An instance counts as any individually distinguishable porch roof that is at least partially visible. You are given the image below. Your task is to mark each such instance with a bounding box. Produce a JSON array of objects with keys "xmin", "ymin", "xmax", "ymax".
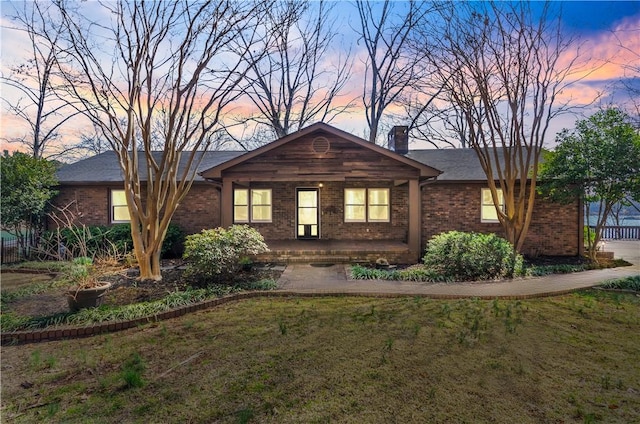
[{"xmin": 199, "ymin": 123, "xmax": 442, "ymax": 181}]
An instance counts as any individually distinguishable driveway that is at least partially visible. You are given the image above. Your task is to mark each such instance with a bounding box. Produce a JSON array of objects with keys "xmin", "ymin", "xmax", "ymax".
[{"xmin": 604, "ymin": 240, "xmax": 640, "ymax": 267}]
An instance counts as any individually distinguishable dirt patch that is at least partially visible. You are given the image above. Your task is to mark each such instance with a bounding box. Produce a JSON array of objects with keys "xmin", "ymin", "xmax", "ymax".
[
  {"xmin": 8, "ymin": 290, "xmax": 69, "ymax": 318},
  {"xmin": 0, "ymin": 273, "xmax": 55, "ymax": 291}
]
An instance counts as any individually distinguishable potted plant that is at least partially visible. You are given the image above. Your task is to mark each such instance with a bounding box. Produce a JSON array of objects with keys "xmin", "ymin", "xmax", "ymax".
[{"xmin": 66, "ymin": 257, "xmax": 112, "ymax": 312}]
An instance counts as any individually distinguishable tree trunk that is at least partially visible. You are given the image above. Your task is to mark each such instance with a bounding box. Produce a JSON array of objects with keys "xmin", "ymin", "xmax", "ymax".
[
  {"xmin": 136, "ymin": 248, "xmax": 163, "ymax": 281},
  {"xmin": 588, "ymin": 201, "xmax": 614, "ymax": 264},
  {"xmin": 130, "ymin": 217, "xmax": 164, "ymax": 281}
]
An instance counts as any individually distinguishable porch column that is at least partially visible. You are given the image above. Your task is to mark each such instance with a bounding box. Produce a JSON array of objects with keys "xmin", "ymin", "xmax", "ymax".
[
  {"xmin": 221, "ymin": 178, "xmax": 233, "ymax": 228},
  {"xmin": 408, "ymin": 179, "xmax": 421, "ymax": 262}
]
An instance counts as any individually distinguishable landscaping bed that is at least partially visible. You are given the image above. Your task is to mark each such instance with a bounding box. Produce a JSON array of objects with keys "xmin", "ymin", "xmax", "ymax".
[
  {"xmin": 350, "ymin": 255, "xmax": 630, "ymax": 282},
  {"xmin": 1, "ymin": 262, "xmax": 283, "ymax": 333}
]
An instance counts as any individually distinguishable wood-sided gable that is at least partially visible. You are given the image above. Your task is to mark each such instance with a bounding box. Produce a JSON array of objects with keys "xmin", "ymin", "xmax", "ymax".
[{"xmin": 200, "ymin": 123, "xmax": 441, "ymax": 182}]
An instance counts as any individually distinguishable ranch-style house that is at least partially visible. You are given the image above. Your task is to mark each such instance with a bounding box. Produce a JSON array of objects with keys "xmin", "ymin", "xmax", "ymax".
[{"xmin": 53, "ymin": 123, "xmax": 582, "ymax": 263}]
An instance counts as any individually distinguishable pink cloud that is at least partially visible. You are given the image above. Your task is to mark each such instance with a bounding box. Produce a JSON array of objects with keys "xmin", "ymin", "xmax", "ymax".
[{"xmin": 558, "ymin": 14, "xmax": 640, "ymax": 104}]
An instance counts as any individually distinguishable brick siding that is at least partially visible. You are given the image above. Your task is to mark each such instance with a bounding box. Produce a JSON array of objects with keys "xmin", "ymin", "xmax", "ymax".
[
  {"xmin": 53, "ymin": 180, "xmax": 580, "ymax": 256},
  {"xmin": 51, "ymin": 183, "xmax": 220, "ymax": 235},
  {"xmin": 421, "ymin": 183, "xmax": 580, "ymax": 256},
  {"xmin": 242, "ymin": 181, "xmax": 409, "ymax": 242}
]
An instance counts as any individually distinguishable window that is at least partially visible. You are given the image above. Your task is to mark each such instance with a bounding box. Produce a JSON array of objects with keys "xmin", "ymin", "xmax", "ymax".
[
  {"xmin": 234, "ymin": 188, "xmax": 272, "ymax": 223},
  {"xmin": 481, "ymin": 188, "xmax": 504, "ymax": 222},
  {"xmin": 251, "ymin": 189, "xmax": 272, "ymax": 222},
  {"xmin": 345, "ymin": 188, "xmax": 366, "ymax": 222},
  {"xmin": 234, "ymin": 189, "xmax": 249, "ymax": 223},
  {"xmin": 368, "ymin": 188, "xmax": 390, "ymax": 222},
  {"xmin": 344, "ymin": 188, "xmax": 390, "ymax": 223},
  {"xmin": 110, "ymin": 189, "xmax": 130, "ymax": 223}
]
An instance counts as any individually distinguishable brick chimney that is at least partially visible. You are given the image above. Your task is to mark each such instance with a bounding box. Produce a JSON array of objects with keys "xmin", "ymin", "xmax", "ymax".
[{"xmin": 388, "ymin": 126, "xmax": 409, "ymax": 154}]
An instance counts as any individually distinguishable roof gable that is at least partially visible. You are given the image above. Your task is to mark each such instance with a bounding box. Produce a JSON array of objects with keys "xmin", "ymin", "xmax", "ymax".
[{"xmin": 199, "ymin": 123, "xmax": 441, "ymax": 180}]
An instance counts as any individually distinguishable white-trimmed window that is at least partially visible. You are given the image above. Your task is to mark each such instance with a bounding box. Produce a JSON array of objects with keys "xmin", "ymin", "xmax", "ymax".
[
  {"xmin": 481, "ymin": 188, "xmax": 504, "ymax": 223},
  {"xmin": 234, "ymin": 188, "xmax": 272, "ymax": 223},
  {"xmin": 344, "ymin": 188, "xmax": 390, "ymax": 223},
  {"xmin": 368, "ymin": 188, "xmax": 390, "ymax": 222},
  {"xmin": 233, "ymin": 189, "xmax": 249, "ymax": 223},
  {"xmin": 110, "ymin": 189, "xmax": 130, "ymax": 223},
  {"xmin": 251, "ymin": 189, "xmax": 272, "ymax": 222},
  {"xmin": 345, "ymin": 188, "xmax": 366, "ymax": 222}
]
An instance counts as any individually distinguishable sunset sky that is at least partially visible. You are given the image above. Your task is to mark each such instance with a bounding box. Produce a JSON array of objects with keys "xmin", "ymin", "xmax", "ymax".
[{"xmin": 0, "ymin": 1, "xmax": 638, "ymax": 157}]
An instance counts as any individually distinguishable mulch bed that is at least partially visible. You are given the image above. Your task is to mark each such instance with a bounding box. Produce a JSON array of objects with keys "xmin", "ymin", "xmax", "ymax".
[{"xmin": 4, "ymin": 261, "xmax": 283, "ymax": 319}]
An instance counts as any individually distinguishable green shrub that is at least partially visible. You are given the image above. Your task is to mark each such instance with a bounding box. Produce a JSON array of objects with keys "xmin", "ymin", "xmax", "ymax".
[
  {"xmin": 105, "ymin": 224, "xmax": 134, "ymax": 253},
  {"xmin": 40, "ymin": 223, "xmax": 184, "ymax": 260},
  {"xmin": 103, "ymin": 223, "xmax": 184, "ymax": 258},
  {"xmin": 599, "ymin": 275, "xmax": 640, "ymax": 292},
  {"xmin": 40, "ymin": 225, "xmax": 111, "ymax": 259},
  {"xmin": 350, "ymin": 264, "xmax": 450, "ymax": 282},
  {"xmin": 423, "ymin": 231, "xmax": 523, "ymax": 281},
  {"xmin": 161, "ymin": 223, "xmax": 185, "ymax": 258},
  {"xmin": 183, "ymin": 225, "xmax": 269, "ymax": 282},
  {"xmin": 525, "ymin": 263, "xmax": 587, "ymax": 276}
]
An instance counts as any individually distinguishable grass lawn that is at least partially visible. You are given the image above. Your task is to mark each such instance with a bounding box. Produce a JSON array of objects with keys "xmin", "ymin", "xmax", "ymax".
[
  {"xmin": 2, "ymin": 292, "xmax": 639, "ymax": 423},
  {"xmin": 0, "ymin": 273, "xmax": 55, "ymax": 291}
]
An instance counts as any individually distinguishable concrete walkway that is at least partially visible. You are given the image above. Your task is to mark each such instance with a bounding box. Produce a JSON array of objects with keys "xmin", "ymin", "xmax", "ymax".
[
  {"xmin": 603, "ymin": 240, "xmax": 640, "ymax": 266},
  {"xmin": 276, "ymin": 241, "xmax": 640, "ymax": 299}
]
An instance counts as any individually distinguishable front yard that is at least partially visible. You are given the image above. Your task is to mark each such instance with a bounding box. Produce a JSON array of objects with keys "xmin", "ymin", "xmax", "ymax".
[
  {"xmin": 0, "ymin": 262, "xmax": 281, "ymax": 333},
  {"xmin": 2, "ymin": 292, "xmax": 639, "ymax": 423}
]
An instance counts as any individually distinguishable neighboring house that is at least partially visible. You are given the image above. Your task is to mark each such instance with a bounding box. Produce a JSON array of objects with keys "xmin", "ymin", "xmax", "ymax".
[{"xmin": 54, "ymin": 123, "xmax": 582, "ymax": 263}]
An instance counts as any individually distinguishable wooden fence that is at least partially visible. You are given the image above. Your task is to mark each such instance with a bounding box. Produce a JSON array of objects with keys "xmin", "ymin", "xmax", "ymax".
[{"xmin": 591, "ymin": 226, "xmax": 640, "ymax": 241}]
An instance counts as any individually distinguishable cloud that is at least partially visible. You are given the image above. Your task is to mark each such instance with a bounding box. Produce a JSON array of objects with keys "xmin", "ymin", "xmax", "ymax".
[{"xmin": 559, "ymin": 14, "xmax": 640, "ymax": 104}]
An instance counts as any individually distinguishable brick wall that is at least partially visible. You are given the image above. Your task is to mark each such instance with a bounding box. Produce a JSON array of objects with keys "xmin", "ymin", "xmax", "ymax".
[
  {"xmin": 52, "ymin": 185, "xmax": 111, "ymax": 226},
  {"xmin": 242, "ymin": 181, "xmax": 409, "ymax": 241},
  {"xmin": 51, "ymin": 183, "xmax": 220, "ymax": 235},
  {"xmin": 421, "ymin": 183, "xmax": 580, "ymax": 256},
  {"xmin": 173, "ymin": 185, "xmax": 221, "ymax": 233},
  {"xmin": 53, "ymin": 180, "xmax": 580, "ymax": 257}
]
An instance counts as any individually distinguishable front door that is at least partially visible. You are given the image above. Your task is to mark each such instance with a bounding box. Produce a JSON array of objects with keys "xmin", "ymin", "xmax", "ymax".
[{"xmin": 297, "ymin": 188, "xmax": 319, "ymax": 239}]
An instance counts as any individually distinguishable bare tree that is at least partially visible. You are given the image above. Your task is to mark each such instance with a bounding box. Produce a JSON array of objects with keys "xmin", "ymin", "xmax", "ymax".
[
  {"xmin": 398, "ymin": 88, "xmax": 467, "ymax": 148},
  {"xmin": 612, "ymin": 29, "xmax": 640, "ymax": 127},
  {"xmin": 354, "ymin": 0, "xmax": 436, "ymax": 144},
  {"xmin": 52, "ymin": 0, "xmax": 265, "ymax": 280},
  {"xmin": 1, "ymin": 1, "xmax": 82, "ymax": 159},
  {"xmin": 414, "ymin": 104, "xmax": 469, "ymax": 148},
  {"xmin": 232, "ymin": 0, "xmax": 352, "ymax": 140},
  {"xmin": 73, "ymin": 124, "xmax": 111, "ymax": 158},
  {"xmin": 423, "ymin": 1, "xmax": 585, "ymax": 252}
]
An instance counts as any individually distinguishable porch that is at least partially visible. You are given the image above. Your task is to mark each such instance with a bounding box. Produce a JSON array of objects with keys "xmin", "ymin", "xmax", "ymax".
[{"xmin": 254, "ymin": 239, "xmax": 416, "ymax": 264}]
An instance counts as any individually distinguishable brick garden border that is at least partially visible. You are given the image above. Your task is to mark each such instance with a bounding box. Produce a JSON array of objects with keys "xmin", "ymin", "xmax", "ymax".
[{"xmin": 0, "ymin": 287, "xmax": 603, "ymax": 346}]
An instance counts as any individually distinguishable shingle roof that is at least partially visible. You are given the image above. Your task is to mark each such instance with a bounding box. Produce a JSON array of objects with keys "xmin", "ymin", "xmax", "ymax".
[
  {"xmin": 406, "ymin": 148, "xmax": 512, "ymax": 181},
  {"xmin": 56, "ymin": 150, "xmax": 244, "ymax": 183},
  {"xmin": 56, "ymin": 146, "xmax": 516, "ymax": 184}
]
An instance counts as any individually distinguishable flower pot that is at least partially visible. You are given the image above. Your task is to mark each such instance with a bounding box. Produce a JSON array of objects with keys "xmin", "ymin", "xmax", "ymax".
[{"xmin": 67, "ymin": 281, "xmax": 112, "ymax": 312}]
